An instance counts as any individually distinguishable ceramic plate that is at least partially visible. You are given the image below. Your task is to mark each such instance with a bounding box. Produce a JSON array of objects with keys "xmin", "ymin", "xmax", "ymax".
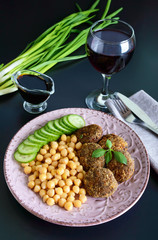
[{"xmin": 4, "ymin": 108, "xmax": 150, "ymax": 226}]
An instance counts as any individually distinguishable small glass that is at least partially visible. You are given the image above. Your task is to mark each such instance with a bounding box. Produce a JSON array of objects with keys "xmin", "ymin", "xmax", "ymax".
[
  {"xmin": 85, "ymin": 19, "xmax": 136, "ymax": 112},
  {"xmin": 12, "ymin": 69, "xmax": 55, "ymax": 114}
]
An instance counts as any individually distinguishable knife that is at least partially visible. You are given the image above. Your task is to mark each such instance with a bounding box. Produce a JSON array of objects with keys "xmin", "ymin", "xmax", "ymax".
[{"xmin": 117, "ymin": 92, "xmax": 158, "ymax": 135}]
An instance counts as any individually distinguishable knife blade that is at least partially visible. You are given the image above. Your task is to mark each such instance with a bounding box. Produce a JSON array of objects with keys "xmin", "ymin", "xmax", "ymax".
[{"xmin": 117, "ymin": 92, "xmax": 158, "ymax": 135}]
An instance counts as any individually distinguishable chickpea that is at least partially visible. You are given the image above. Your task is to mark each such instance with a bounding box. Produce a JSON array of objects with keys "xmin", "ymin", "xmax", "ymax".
[
  {"xmin": 58, "ymin": 164, "xmax": 66, "ymax": 169},
  {"xmin": 71, "ymin": 135, "xmax": 77, "ymax": 143},
  {"xmin": 63, "ymin": 185, "xmax": 70, "ymax": 193},
  {"xmin": 43, "ymin": 144, "xmax": 49, "ymax": 150},
  {"xmin": 39, "ymin": 167, "xmax": 47, "ymax": 174},
  {"xmin": 35, "ymin": 161, "xmax": 42, "ymax": 166},
  {"xmin": 52, "ymin": 178, "xmax": 59, "ymax": 185},
  {"xmin": 51, "ymin": 169, "xmax": 56, "ymax": 176},
  {"xmin": 50, "ymin": 141, "xmax": 58, "ymax": 150},
  {"xmin": 21, "ymin": 163, "xmax": 29, "ymax": 167},
  {"xmin": 47, "ymin": 180, "xmax": 55, "ymax": 189},
  {"xmin": 35, "ymin": 179, "xmax": 41, "ymax": 185},
  {"xmin": 58, "ymin": 180, "xmax": 65, "ymax": 187},
  {"xmin": 36, "ymin": 154, "xmax": 43, "ymax": 161},
  {"xmin": 67, "ymin": 196, "xmax": 75, "ymax": 202},
  {"xmin": 53, "ymin": 194, "xmax": 60, "ymax": 203},
  {"xmin": 68, "ymin": 142, "xmax": 75, "ymax": 149},
  {"xmin": 28, "ymin": 174, "xmax": 36, "ymax": 182},
  {"xmin": 68, "ymin": 152, "xmax": 75, "ymax": 160},
  {"xmin": 59, "ymin": 141, "xmax": 65, "ymax": 146},
  {"xmin": 28, "ymin": 181, "xmax": 35, "ymax": 189},
  {"xmin": 40, "ymin": 148, "xmax": 47, "ymax": 155},
  {"xmin": 68, "ymin": 161, "xmax": 76, "ymax": 169},
  {"xmin": 65, "ymin": 178, "xmax": 73, "ymax": 186},
  {"xmin": 39, "ymin": 189, "xmax": 46, "ymax": 198},
  {"xmin": 77, "ymin": 165, "xmax": 83, "ymax": 172},
  {"xmin": 73, "ymin": 200, "xmax": 82, "ymax": 208},
  {"xmin": 47, "ymin": 189, "xmax": 55, "ymax": 197},
  {"xmin": 77, "ymin": 172, "xmax": 84, "ymax": 180},
  {"xmin": 51, "ymin": 161, "xmax": 58, "ymax": 167},
  {"xmin": 56, "ymin": 168, "xmax": 64, "ymax": 176},
  {"xmin": 79, "ymin": 194, "xmax": 87, "ymax": 203},
  {"xmin": 75, "ymin": 142, "xmax": 82, "ymax": 150},
  {"xmin": 72, "ymin": 185, "xmax": 79, "ymax": 194},
  {"xmin": 42, "ymin": 163, "xmax": 48, "ymax": 168},
  {"xmin": 52, "ymin": 153, "xmax": 61, "ymax": 161},
  {"xmin": 46, "ymin": 198, "xmax": 55, "ymax": 206},
  {"xmin": 46, "ymin": 172, "xmax": 53, "ymax": 180},
  {"xmin": 61, "ymin": 134, "xmax": 67, "ymax": 142},
  {"xmin": 43, "ymin": 194, "xmax": 49, "ymax": 203},
  {"xmin": 29, "ymin": 161, "xmax": 35, "ymax": 167},
  {"xmin": 74, "ymin": 179, "xmax": 81, "ymax": 187},
  {"xmin": 54, "ymin": 174, "xmax": 62, "ymax": 180},
  {"xmin": 45, "ymin": 157, "xmax": 52, "ymax": 165},
  {"xmin": 64, "ymin": 169, "xmax": 70, "ymax": 176},
  {"xmin": 55, "ymin": 187, "xmax": 63, "ymax": 196},
  {"xmin": 48, "ymin": 165, "xmax": 54, "ymax": 172},
  {"xmin": 49, "ymin": 148, "xmax": 56, "ymax": 155},
  {"xmin": 59, "ymin": 157, "xmax": 69, "ymax": 165},
  {"xmin": 60, "ymin": 192, "xmax": 67, "ymax": 199},
  {"xmin": 66, "ymin": 136, "xmax": 71, "ymax": 143},
  {"xmin": 62, "ymin": 173, "xmax": 67, "ymax": 180},
  {"xmin": 39, "ymin": 173, "xmax": 47, "ymax": 182},
  {"xmin": 31, "ymin": 166, "xmax": 36, "ymax": 173},
  {"xmin": 24, "ymin": 166, "xmax": 32, "ymax": 174},
  {"xmin": 68, "ymin": 191, "xmax": 75, "ymax": 197},
  {"xmin": 43, "ymin": 153, "xmax": 51, "ymax": 159},
  {"xmin": 73, "ymin": 156, "xmax": 78, "ymax": 162},
  {"xmin": 64, "ymin": 201, "xmax": 73, "ymax": 211},
  {"xmin": 58, "ymin": 145, "xmax": 65, "ymax": 151},
  {"xmin": 58, "ymin": 198, "xmax": 66, "ymax": 208},
  {"xmin": 61, "ymin": 149, "xmax": 68, "ymax": 157},
  {"xmin": 41, "ymin": 180, "xmax": 47, "ymax": 189},
  {"xmin": 70, "ymin": 169, "xmax": 77, "ymax": 176},
  {"xmin": 79, "ymin": 188, "xmax": 86, "ymax": 195},
  {"xmin": 67, "ymin": 147, "xmax": 73, "ymax": 153},
  {"xmin": 34, "ymin": 185, "xmax": 41, "ymax": 193}
]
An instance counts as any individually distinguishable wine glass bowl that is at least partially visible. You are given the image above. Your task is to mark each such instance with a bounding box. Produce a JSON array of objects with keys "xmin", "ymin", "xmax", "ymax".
[
  {"xmin": 85, "ymin": 19, "xmax": 136, "ymax": 112},
  {"xmin": 12, "ymin": 69, "xmax": 55, "ymax": 114}
]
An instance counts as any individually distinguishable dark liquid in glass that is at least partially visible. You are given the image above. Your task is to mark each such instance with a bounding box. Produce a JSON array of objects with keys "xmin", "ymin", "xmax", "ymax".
[
  {"xmin": 17, "ymin": 74, "xmax": 51, "ymax": 104},
  {"xmin": 86, "ymin": 29, "xmax": 135, "ymax": 75}
]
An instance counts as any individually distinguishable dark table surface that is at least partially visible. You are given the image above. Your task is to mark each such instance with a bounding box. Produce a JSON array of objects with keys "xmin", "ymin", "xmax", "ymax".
[{"xmin": 1, "ymin": 0, "xmax": 158, "ymax": 239}]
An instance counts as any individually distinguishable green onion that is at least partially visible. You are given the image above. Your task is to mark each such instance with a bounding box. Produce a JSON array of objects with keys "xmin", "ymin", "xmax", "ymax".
[{"xmin": 0, "ymin": 0, "xmax": 123, "ymax": 96}]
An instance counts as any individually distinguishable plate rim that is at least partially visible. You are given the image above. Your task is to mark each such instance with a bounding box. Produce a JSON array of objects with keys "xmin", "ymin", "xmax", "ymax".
[{"xmin": 3, "ymin": 107, "xmax": 150, "ymax": 227}]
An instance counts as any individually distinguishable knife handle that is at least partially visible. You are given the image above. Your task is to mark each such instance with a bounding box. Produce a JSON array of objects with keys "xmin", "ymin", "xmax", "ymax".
[{"xmin": 143, "ymin": 122, "xmax": 158, "ymax": 135}]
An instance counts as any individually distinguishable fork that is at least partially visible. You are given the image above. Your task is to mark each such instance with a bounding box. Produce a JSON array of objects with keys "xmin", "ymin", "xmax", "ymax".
[{"xmin": 110, "ymin": 94, "xmax": 158, "ymax": 134}]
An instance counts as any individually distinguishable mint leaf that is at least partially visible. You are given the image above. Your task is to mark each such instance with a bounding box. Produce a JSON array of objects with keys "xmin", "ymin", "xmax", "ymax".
[
  {"xmin": 113, "ymin": 151, "xmax": 127, "ymax": 165},
  {"xmin": 92, "ymin": 149, "xmax": 106, "ymax": 158},
  {"xmin": 106, "ymin": 139, "xmax": 112, "ymax": 149},
  {"xmin": 105, "ymin": 151, "xmax": 112, "ymax": 164}
]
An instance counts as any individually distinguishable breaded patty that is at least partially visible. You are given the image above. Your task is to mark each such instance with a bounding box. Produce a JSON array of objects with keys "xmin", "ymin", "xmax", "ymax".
[
  {"xmin": 98, "ymin": 134, "xmax": 128, "ymax": 151},
  {"xmin": 107, "ymin": 150, "xmax": 134, "ymax": 182},
  {"xmin": 75, "ymin": 124, "xmax": 103, "ymax": 144},
  {"xmin": 78, "ymin": 142, "xmax": 105, "ymax": 171},
  {"xmin": 83, "ymin": 167, "xmax": 118, "ymax": 198}
]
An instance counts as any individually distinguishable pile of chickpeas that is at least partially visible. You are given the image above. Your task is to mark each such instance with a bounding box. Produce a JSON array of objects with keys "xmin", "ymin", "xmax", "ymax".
[{"xmin": 21, "ymin": 134, "xmax": 87, "ymax": 211}]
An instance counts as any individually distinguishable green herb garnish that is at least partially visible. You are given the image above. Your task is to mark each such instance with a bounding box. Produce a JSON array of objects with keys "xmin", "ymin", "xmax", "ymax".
[{"xmin": 92, "ymin": 140, "xmax": 127, "ymax": 165}]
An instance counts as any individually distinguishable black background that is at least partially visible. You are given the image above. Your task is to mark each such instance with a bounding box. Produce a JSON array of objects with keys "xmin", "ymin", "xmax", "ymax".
[{"xmin": 0, "ymin": 1, "xmax": 158, "ymax": 239}]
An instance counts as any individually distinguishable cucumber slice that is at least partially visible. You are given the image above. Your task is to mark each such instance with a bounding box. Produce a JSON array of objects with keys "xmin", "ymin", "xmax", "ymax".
[
  {"xmin": 14, "ymin": 151, "xmax": 37, "ymax": 163},
  {"xmin": 23, "ymin": 139, "xmax": 40, "ymax": 147},
  {"xmin": 60, "ymin": 116, "xmax": 77, "ymax": 131},
  {"xmin": 28, "ymin": 134, "xmax": 47, "ymax": 145},
  {"xmin": 38, "ymin": 127, "xmax": 59, "ymax": 141},
  {"xmin": 46, "ymin": 121, "xmax": 63, "ymax": 135},
  {"xmin": 53, "ymin": 119, "xmax": 72, "ymax": 134},
  {"xmin": 34, "ymin": 130, "xmax": 49, "ymax": 141},
  {"xmin": 59, "ymin": 118, "xmax": 75, "ymax": 132},
  {"xmin": 67, "ymin": 114, "xmax": 85, "ymax": 129},
  {"xmin": 18, "ymin": 143, "xmax": 39, "ymax": 155}
]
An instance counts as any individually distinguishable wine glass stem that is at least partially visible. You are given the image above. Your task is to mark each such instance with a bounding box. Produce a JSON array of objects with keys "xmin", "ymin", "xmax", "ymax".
[{"xmin": 102, "ymin": 74, "xmax": 111, "ymax": 95}]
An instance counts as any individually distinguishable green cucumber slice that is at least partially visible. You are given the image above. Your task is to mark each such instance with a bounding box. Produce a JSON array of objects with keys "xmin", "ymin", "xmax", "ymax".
[
  {"xmin": 60, "ymin": 116, "xmax": 77, "ymax": 131},
  {"xmin": 23, "ymin": 139, "xmax": 40, "ymax": 147},
  {"xmin": 38, "ymin": 128, "xmax": 59, "ymax": 140},
  {"xmin": 67, "ymin": 114, "xmax": 85, "ymax": 129},
  {"xmin": 14, "ymin": 151, "xmax": 37, "ymax": 163},
  {"xmin": 34, "ymin": 130, "xmax": 49, "ymax": 141},
  {"xmin": 18, "ymin": 143, "xmax": 39, "ymax": 155},
  {"xmin": 28, "ymin": 134, "xmax": 47, "ymax": 145},
  {"xmin": 46, "ymin": 121, "xmax": 63, "ymax": 135},
  {"xmin": 53, "ymin": 119, "xmax": 72, "ymax": 134},
  {"xmin": 59, "ymin": 118, "xmax": 75, "ymax": 131}
]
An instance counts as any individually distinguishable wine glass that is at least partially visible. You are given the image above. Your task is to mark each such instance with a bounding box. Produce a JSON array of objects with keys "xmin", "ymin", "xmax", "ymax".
[{"xmin": 85, "ymin": 19, "xmax": 136, "ymax": 112}]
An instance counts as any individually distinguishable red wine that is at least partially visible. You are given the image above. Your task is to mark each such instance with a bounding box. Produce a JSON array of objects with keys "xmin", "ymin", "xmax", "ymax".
[
  {"xmin": 86, "ymin": 29, "xmax": 135, "ymax": 75},
  {"xmin": 17, "ymin": 74, "xmax": 51, "ymax": 104}
]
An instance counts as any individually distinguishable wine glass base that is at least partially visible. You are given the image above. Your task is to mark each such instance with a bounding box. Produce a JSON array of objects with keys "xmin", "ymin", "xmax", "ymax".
[
  {"xmin": 23, "ymin": 101, "xmax": 47, "ymax": 114},
  {"xmin": 85, "ymin": 89, "xmax": 113, "ymax": 113}
]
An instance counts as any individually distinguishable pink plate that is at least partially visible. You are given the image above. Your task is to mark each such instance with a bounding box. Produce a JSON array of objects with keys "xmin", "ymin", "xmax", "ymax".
[{"xmin": 3, "ymin": 108, "xmax": 150, "ymax": 226}]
